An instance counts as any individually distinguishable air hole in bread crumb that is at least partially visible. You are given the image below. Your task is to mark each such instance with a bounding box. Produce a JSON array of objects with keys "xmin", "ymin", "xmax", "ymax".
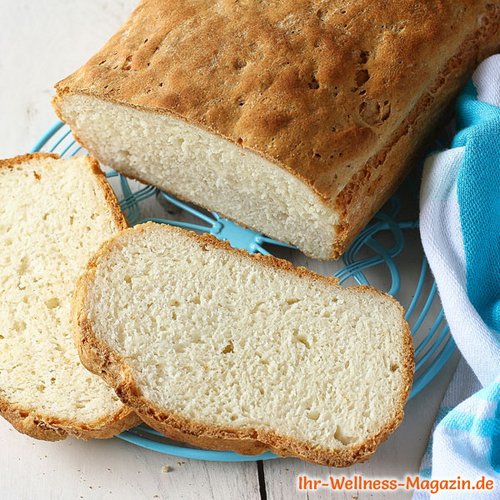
[
  {"xmin": 286, "ymin": 298, "xmax": 300, "ymax": 305},
  {"xmin": 355, "ymin": 69, "xmax": 370, "ymax": 87},
  {"xmin": 50, "ymin": 377, "xmax": 56, "ymax": 384},
  {"xmin": 18, "ymin": 257, "xmax": 28, "ymax": 275},
  {"xmin": 293, "ymin": 329, "xmax": 311, "ymax": 349},
  {"xmin": 222, "ymin": 341, "xmax": 234, "ymax": 354},
  {"xmin": 169, "ymin": 299, "xmax": 180, "ymax": 307},
  {"xmin": 192, "ymin": 296, "xmax": 201, "ymax": 304},
  {"xmin": 307, "ymin": 411, "xmax": 320, "ymax": 420},
  {"xmin": 230, "ymin": 415, "xmax": 237, "ymax": 421},
  {"xmin": 37, "ymin": 384, "xmax": 45, "ymax": 393},
  {"xmin": 334, "ymin": 427, "xmax": 354, "ymax": 445},
  {"xmin": 390, "ymin": 363, "xmax": 399, "ymax": 372},
  {"xmin": 45, "ymin": 298, "xmax": 60, "ymax": 309},
  {"xmin": 345, "ymin": 360, "xmax": 350, "ymax": 369},
  {"xmin": 13, "ymin": 320, "xmax": 26, "ymax": 332},
  {"xmin": 124, "ymin": 275, "xmax": 132, "ymax": 284},
  {"xmin": 250, "ymin": 301, "xmax": 265, "ymax": 314},
  {"xmin": 33, "ymin": 171, "xmax": 41, "ymax": 180}
]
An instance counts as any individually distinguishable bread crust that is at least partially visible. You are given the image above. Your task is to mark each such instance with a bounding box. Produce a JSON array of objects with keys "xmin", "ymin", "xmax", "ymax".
[
  {"xmin": 53, "ymin": 2, "xmax": 500, "ymax": 259},
  {"xmin": 0, "ymin": 153, "xmax": 139, "ymax": 441},
  {"xmin": 73, "ymin": 222, "xmax": 414, "ymax": 466}
]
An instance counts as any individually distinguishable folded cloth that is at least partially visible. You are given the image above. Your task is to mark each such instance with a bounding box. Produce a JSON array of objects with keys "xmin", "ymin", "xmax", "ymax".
[{"xmin": 415, "ymin": 55, "xmax": 500, "ymax": 499}]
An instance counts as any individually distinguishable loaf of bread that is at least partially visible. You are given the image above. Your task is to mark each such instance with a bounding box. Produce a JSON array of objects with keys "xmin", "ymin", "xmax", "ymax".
[
  {"xmin": 53, "ymin": 1, "xmax": 499, "ymax": 259},
  {"xmin": 0, "ymin": 153, "xmax": 138, "ymax": 440},
  {"xmin": 74, "ymin": 222, "xmax": 413, "ymax": 466}
]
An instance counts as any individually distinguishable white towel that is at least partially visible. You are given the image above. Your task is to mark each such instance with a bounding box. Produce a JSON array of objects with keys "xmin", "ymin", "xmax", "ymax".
[{"xmin": 415, "ymin": 55, "xmax": 500, "ymax": 498}]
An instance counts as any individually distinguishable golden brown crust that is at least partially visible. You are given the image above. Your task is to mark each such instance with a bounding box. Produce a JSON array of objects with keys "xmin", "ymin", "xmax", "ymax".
[
  {"xmin": 85, "ymin": 155, "xmax": 129, "ymax": 231},
  {"xmin": 332, "ymin": 5, "xmax": 500, "ymax": 257},
  {"xmin": 0, "ymin": 153, "xmax": 138, "ymax": 441},
  {"xmin": 0, "ymin": 152, "xmax": 60, "ymax": 170},
  {"xmin": 53, "ymin": 2, "xmax": 500, "ymax": 259},
  {"xmin": 74, "ymin": 222, "xmax": 414, "ymax": 466},
  {"xmin": 0, "ymin": 400, "xmax": 140, "ymax": 442}
]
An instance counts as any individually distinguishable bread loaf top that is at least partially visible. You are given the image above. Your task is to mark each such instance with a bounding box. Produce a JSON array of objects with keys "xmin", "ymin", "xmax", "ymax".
[{"xmin": 55, "ymin": 1, "xmax": 498, "ymax": 202}]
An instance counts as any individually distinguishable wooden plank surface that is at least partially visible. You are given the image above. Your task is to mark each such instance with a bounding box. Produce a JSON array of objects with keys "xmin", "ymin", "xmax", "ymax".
[
  {"xmin": 0, "ymin": 1, "xmax": 458, "ymax": 498},
  {"xmin": 0, "ymin": 419, "xmax": 261, "ymax": 500}
]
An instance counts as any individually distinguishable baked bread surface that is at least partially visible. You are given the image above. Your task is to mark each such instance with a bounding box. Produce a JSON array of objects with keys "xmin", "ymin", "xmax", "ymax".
[
  {"xmin": 0, "ymin": 153, "xmax": 138, "ymax": 440},
  {"xmin": 74, "ymin": 222, "xmax": 414, "ymax": 466},
  {"xmin": 54, "ymin": 1, "xmax": 500, "ymax": 258}
]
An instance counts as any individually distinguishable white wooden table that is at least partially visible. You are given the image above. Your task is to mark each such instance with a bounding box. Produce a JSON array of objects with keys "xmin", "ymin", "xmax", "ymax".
[{"xmin": 0, "ymin": 2, "xmax": 458, "ymax": 498}]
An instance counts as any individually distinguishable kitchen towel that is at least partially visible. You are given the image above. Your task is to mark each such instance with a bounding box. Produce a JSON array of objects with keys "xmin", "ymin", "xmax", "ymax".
[{"xmin": 414, "ymin": 54, "xmax": 500, "ymax": 499}]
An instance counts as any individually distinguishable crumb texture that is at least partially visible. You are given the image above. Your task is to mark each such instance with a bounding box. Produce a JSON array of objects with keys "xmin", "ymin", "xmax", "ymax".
[
  {"xmin": 0, "ymin": 155, "xmax": 125, "ymax": 424},
  {"xmin": 84, "ymin": 223, "xmax": 411, "ymax": 451},
  {"xmin": 59, "ymin": 94, "xmax": 337, "ymax": 257}
]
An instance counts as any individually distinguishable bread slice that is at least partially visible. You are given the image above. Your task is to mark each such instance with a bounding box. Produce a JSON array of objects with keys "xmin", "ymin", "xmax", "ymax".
[
  {"xmin": 74, "ymin": 222, "xmax": 413, "ymax": 465},
  {"xmin": 0, "ymin": 153, "xmax": 138, "ymax": 440},
  {"xmin": 53, "ymin": 1, "xmax": 500, "ymax": 259}
]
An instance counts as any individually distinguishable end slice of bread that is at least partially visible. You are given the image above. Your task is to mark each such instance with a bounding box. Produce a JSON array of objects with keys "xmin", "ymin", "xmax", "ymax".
[
  {"xmin": 74, "ymin": 222, "xmax": 414, "ymax": 465},
  {"xmin": 0, "ymin": 153, "xmax": 139, "ymax": 440}
]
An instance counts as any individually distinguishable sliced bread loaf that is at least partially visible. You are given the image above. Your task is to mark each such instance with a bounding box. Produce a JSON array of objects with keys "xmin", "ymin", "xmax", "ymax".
[
  {"xmin": 53, "ymin": 1, "xmax": 500, "ymax": 259},
  {"xmin": 0, "ymin": 153, "xmax": 138, "ymax": 440},
  {"xmin": 74, "ymin": 222, "xmax": 413, "ymax": 465}
]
